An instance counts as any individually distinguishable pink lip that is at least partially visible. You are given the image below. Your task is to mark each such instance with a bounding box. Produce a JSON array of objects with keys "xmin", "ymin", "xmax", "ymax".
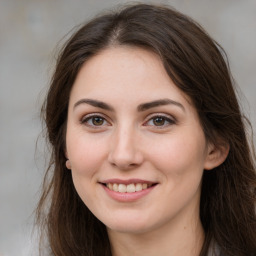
[
  {"xmin": 100, "ymin": 182, "xmax": 157, "ymax": 202},
  {"xmin": 100, "ymin": 178, "xmax": 155, "ymax": 185}
]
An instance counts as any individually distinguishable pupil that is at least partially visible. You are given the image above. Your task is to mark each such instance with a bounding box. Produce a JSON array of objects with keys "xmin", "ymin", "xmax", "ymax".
[
  {"xmin": 93, "ymin": 117, "xmax": 103, "ymax": 125},
  {"xmin": 153, "ymin": 117, "xmax": 165, "ymax": 126}
]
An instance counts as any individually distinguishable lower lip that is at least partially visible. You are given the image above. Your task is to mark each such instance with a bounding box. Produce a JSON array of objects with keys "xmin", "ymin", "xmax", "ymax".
[{"xmin": 101, "ymin": 184, "xmax": 156, "ymax": 202}]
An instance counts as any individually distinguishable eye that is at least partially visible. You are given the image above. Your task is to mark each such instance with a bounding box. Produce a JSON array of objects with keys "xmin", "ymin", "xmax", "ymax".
[
  {"xmin": 81, "ymin": 114, "xmax": 110, "ymax": 128},
  {"xmin": 144, "ymin": 115, "xmax": 175, "ymax": 128}
]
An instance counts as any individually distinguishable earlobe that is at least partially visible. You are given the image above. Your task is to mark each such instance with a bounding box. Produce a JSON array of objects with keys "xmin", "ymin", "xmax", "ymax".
[
  {"xmin": 65, "ymin": 149, "xmax": 72, "ymax": 169},
  {"xmin": 66, "ymin": 159, "xmax": 72, "ymax": 169},
  {"xmin": 204, "ymin": 142, "xmax": 230, "ymax": 170}
]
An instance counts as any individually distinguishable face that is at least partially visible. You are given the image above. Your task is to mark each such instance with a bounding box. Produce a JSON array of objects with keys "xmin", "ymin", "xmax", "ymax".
[{"xmin": 66, "ymin": 47, "xmax": 214, "ymax": 235}]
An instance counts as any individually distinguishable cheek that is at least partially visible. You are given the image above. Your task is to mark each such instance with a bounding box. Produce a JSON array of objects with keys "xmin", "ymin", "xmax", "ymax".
[
  {"xmin": 66, "ymin": 132, "xmax": 108, "ymax": 177},
  {"xmin": 147, "ymin": 132, "xmax": 207, "ymax": 177},
  {"xmin": 67, "ymin": 134, "xmax": 108, "ymax": 206}
]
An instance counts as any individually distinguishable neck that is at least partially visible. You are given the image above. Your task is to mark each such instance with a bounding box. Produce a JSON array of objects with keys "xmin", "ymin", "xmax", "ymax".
[{"xmin": 108, "ymin": 215, "xmax": 205, "ymax": 256}]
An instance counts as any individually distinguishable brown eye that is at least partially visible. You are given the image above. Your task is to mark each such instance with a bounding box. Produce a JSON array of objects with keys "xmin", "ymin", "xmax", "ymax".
[
  {"xmin": 81, "ymin": 115, "xmax": 109, "ymax": 128},
  {"xmin": 144, "ymin": 115, "xmax": 175, "ymax": 128},
  {"xmin": 92, "ymin": 116, "xmax": 104, "ymax": 126},
  {"xmin": 153, "ymin": 117, "xmax": 165, "ymax": 126}
]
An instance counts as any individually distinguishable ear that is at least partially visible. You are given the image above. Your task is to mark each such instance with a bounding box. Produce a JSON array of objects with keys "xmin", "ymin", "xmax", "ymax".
[
  {"xmin": 65, "ymin": 150, "xmax": 72, "ymax": 169},
  {"xmin": 204, "ymin": 141, "xmax": 230, "ymax": 170},
  {"xmin": 66, "ymin": 159, "xmax": 72, "ymax": 169},
  {"xmin": 65, "ymin": 148, "xmax": 69, "ymax": 159}
]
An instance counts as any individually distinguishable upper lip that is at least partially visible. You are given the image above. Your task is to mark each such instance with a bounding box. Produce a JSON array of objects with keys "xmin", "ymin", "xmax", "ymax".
[{"xmin": 99, "ymin": 178, "xmax": 158, "ymax": 185}]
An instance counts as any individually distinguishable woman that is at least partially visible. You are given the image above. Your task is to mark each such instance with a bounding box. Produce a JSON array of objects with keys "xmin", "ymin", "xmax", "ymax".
[{"xmin": 37, "ymin": 3, "xmax": 256, "ymax": 256}]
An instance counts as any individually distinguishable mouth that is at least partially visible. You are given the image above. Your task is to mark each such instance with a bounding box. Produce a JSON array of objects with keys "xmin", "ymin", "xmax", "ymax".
[
  {"xmin": 100, "ymin": 180, "xmax": 158, "ymax": 193},
  {"xmin": 99, "ymin": 179, "xmax": 158, "ymax": 202}
]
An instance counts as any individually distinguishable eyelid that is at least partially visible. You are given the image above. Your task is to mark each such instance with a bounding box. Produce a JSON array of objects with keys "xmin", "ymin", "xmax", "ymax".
[
  {"xmin": 143, "ymin": 113, "xmax": 176, "ymax": 127},
  {"xmin": 80, "ymin": 113, "xmax": 111, "ymax": 127}
]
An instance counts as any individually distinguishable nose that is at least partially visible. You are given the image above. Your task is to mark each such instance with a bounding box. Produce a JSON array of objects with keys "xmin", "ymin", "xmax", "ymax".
[{"xmin": 108, "ymin": 126, "xmax": 144, "ymax": 170}]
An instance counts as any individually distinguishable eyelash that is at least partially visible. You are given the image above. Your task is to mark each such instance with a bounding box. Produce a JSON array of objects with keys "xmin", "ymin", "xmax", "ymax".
[
  {"xmin": 143, "ymin": 114, "xmax": 176, "ymax": 128},
  {"xmin": 80, "ymin": 113, "xmax": 110, "ymax": 128},
  {"xmin": 80, "ymin": 113, "xmax": 176, "ymax": 129}
]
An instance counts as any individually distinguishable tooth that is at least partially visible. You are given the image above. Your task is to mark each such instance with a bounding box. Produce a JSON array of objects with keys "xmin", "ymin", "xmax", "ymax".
[
  {"xmin": 107, "ymin": 183, "xmax": 150, "ymax": 192},
  {"xmin": 118, "ymin": 184, "xmax": 127, "ymax": 193},
  {"xmin": 127, "ymin": 184, "xmax": 135, "ymax": 193},
  {"xmin": 113, "ymin": 183, "xmax": 118, "ymax": 192},
  {"xmin": 142, "ymin": 183, "xmax": 148, "ymax": 189},
  {"xmin": 135, "ymin": 183, "xmax": 142, "ymax": 191}
]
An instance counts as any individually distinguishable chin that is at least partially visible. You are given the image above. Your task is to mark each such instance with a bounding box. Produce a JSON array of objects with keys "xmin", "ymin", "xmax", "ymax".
[
  {"xmin": 106, "ymin": 223, "xmax": 151, "ymax": 235},
  {"xmin": 102, "ymin": 213, "xmax": 157, "ymax": 235}
]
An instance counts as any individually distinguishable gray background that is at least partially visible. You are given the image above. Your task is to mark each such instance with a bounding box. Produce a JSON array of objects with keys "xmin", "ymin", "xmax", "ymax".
[{"xmin": 0, "ymin": 0, "xmax": 255, "ymax": 255}]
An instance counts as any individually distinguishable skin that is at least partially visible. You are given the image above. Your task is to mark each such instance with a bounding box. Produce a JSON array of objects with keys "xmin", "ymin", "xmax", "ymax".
[{"xmin": 65, "ymin": 46, "xmax": 228, "ymax": 256}]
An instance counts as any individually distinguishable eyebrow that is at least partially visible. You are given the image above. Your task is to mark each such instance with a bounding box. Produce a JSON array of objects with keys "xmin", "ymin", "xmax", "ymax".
[
  {"xmin": 73, "ymin": 99, "xmax": 114, "ymax": 111},
  {"xmin": 137, "ymin": 98, "xmax": 185, "ymax": 112},
  {"xmin": 73, "ymin": 98, "xmax": 185, "ymax": 112}
]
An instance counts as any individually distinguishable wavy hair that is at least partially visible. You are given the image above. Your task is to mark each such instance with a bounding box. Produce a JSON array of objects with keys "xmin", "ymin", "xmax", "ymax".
[{"xmin": 37, "ymin": 4, "xmax": 256, "ymax": 256}]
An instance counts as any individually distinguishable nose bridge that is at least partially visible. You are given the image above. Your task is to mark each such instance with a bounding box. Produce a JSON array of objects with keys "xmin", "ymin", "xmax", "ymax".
[{"xmin": 108, "ymin": 122, "xmax": 142, "ymax": 169}]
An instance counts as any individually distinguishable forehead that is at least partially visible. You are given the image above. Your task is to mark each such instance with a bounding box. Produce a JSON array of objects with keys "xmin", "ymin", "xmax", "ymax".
[{"xmin": 70, "ymin": 46, "xmax": 191, "ymax": 107}]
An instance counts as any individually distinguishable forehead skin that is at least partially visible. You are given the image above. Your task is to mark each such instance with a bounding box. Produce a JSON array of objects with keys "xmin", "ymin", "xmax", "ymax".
[{"xmin": 70, "ymin": 46, "xmax": 193, "ymax": 114}]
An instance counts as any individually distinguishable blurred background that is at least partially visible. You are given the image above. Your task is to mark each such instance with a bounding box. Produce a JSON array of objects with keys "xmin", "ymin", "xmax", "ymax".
[{"xmin": 0, "ymin": 0, "xmax": 255, "ymax": 255}]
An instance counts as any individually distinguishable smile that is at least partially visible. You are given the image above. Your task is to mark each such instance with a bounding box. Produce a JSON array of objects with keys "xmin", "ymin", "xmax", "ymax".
[
  {"xmin": 100, "ymin": 179, "xmax": 158, "ymax": 202},
  {"xmin": 105, "ymin": 183, "xmax": 154, "ymax": 193}
]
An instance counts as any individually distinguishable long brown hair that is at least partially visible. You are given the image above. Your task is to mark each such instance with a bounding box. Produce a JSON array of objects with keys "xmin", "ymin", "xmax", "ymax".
[{"xmin": 37, "ymin": 4, "xmax": 256, "ymax": 256}]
